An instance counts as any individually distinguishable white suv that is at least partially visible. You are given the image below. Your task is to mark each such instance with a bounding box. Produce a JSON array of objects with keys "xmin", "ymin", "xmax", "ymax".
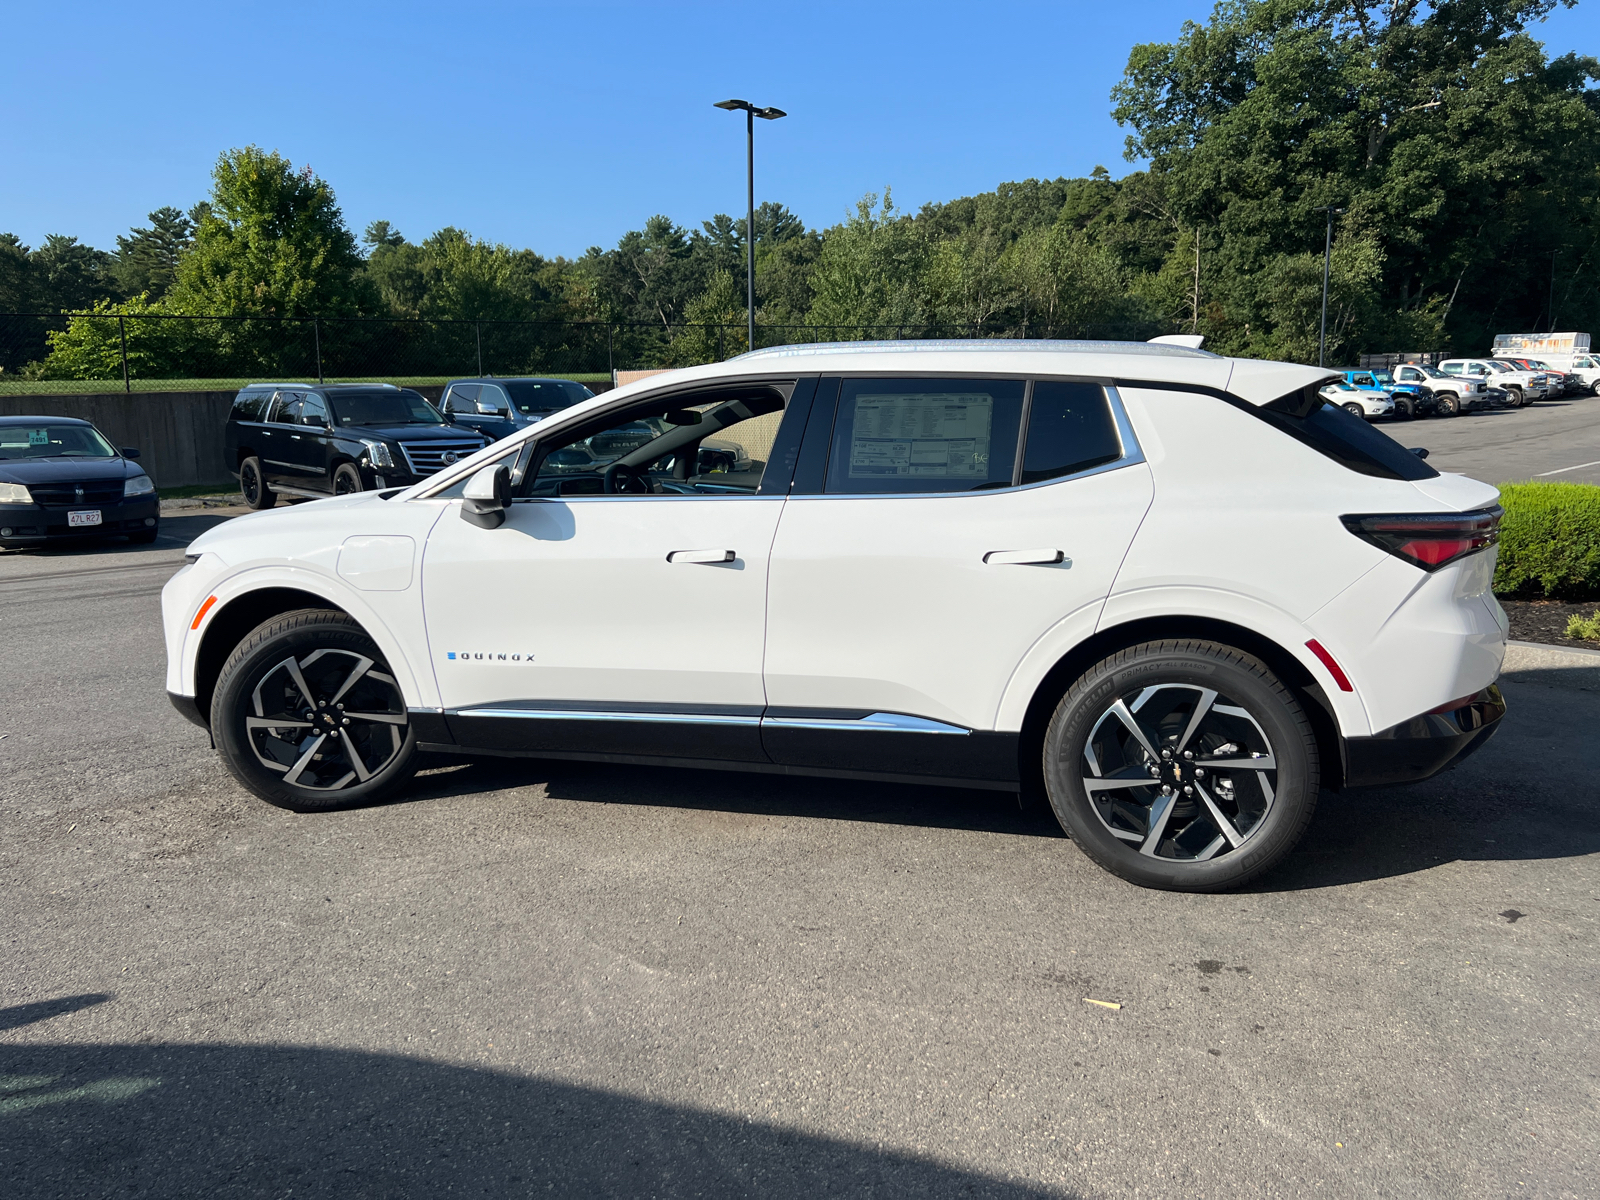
[{"xmin": 162, "ymin": 341, "xmax": 1508, "ymax": 891}]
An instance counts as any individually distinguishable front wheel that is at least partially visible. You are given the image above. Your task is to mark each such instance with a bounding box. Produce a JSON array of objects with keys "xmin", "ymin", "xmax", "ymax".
[
  {"xmin": 1041, "ymin": 640, "xmax": 1320, "ymax": 891},
  {"xmin": 1342, "ymin": 402, "xmax": 1364, "ymax": 418},
  {"xmin": 1436, "ymin": 393, "xmax": 1459, "ymax": 417},
  {"xmin": 333, "ymin": 463, "xmax": 365, "ymax": 495},
  {"xmin": 1505, "ymin": 387, "xmax": 1525, "ymax": 408},
  {"xmin": 1394, "ymin": 399, "xmax": 1414, "ymax": 420},
  {"xmin": 211, "ymin": 609, "xmax": 419, "ymax": 812}
]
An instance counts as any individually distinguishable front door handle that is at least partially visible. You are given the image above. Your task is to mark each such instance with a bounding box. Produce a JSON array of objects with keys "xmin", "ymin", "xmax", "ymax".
[
  {"xmin": 983, "ymin": 549, "xmax": 1067, "ymax": 566},
  {"xmin": 667, "ymin": 549, "xmax": 735, "ymax": 564}
]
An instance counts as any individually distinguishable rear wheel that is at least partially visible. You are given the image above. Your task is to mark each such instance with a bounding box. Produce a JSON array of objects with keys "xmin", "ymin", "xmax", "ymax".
[
  {"xmin": 211, "ymin": 608, "xmax": 418, "ymax": 812},
  {"xmin": 1041, "ymin": 640, "xmax": 1320, "ymax": 892},
  {"xmin": 240, "ymin": 457, "xmax": 275, "ymax": 510}
]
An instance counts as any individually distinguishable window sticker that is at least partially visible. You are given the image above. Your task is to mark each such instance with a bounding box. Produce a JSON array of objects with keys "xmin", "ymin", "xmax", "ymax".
[
  {"xmin": 848, "ymin": 393, "xmax": 993, "ymax": 479},
  {"xmin": 28, "ymin": 429, "xmax": 49, "ymax": 445}
]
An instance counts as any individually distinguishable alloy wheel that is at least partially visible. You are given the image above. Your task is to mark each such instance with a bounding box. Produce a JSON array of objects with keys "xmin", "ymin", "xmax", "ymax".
[
  {"xmin": 1080, "ymin": 683, "xmax": 1277, "ymax": 862},
  {"xmin": 247, "ymin": 648, "xmax": 408, "ymax": 790}
]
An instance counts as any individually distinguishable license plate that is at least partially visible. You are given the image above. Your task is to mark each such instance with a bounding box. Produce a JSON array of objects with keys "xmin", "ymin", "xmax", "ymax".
[{"xmin": 67, "ymin": 509, "xmax": 102, "ymax": 527}]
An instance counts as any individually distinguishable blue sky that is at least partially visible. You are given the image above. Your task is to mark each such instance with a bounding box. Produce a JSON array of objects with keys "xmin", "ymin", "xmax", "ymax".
[{"xmin": 3, "ymin": 1, "xmax": 1596, "ymax": 259}]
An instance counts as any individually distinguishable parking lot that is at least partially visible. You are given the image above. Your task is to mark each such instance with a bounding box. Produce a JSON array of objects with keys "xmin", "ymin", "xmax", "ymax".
[
  {"xmin": 1377, "ymin": 390, "xmax": 1600, "ymax": 485},
  {"xmin": 2, "ymin": 478, "xmax": 1598, "ymax": 1197}
]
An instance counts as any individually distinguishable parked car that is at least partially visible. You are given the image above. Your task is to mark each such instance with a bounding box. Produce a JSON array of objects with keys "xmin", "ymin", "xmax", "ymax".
[
  {"xmin": 438, "ymin": 378, "xmax": 596, "ymax": 441},
  {"xmin": 1389, "ymin": 362, "xmax": 1488, "ymax": 416},
  {"xmin": 167, "ymin": 340, "xmax": 1508, "ymax": 892},
  {"xmin": 1334, "ymin": 369, "xmax": 1435, "ymax": 419},
  {"xmin": 225, "ymin": 383, "xmax": 491, "ymax": 509},
  {"xmin": 1565, "ymin": 352, "xmax": 1600, "ymax": 393},
  {"xmin": 0, "ymin": 416, "xmax": 158, "ymax": 548},
  {"xmin": 1437, "ymin": 359, "xmax": 1548, "ymax": 407},
  {"xmin": 1500, "ymin": 358, "xmax": 1580, "ymax": 396},
  {"xmin": 1318, "ymin": 379, "xmax": 1396, "ymax": 420}
]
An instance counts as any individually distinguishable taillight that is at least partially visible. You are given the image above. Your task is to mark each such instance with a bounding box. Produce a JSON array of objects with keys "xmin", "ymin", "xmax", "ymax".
[{"xmin": 1340, "ymin": 506, "xmax": 1502, "ymax": 572}]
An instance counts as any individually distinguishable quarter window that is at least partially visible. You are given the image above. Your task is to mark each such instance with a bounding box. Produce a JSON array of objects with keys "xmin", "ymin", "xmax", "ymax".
[
  {"xmin": 1019, "ymin": 381, "xmax": 1122, "ymax": 485},
  {"xmin": 825, "ymin": 378, "xmax": 1024, "ymax": 494}
]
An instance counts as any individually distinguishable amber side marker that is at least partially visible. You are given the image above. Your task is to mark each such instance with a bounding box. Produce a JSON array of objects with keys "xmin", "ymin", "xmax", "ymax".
[{"xmin": 191, "ymin": 595, "xmax": 218, "ymax": 630}]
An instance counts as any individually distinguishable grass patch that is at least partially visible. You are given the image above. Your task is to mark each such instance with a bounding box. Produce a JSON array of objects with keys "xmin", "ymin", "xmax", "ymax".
[
  {"xmin": 158, "ymin": 483, "xmax": 239, "ymax": 500},
  {"xmin": 0, "ymin": 372, "xmax": 612, "ymax": 396}
]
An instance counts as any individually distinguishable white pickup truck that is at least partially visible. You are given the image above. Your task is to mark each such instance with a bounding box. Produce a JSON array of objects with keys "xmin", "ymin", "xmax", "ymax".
[
  {"xmin": 1389, "ymin": 362, "xmax": 1490, "ymax": 416},
  {"xmin": 1437, "ymin": 358, "xmax": 1550, "ymax": 408}
]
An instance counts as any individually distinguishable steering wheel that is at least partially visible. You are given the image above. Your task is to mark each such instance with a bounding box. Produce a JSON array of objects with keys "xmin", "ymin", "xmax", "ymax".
[{"xmin": 603, "ymin": 461, "xmax": 653, "ymax": 494}]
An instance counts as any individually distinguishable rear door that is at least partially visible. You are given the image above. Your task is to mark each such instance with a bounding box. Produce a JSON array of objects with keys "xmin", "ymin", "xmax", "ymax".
[{"xmin": 761, "ymin": 375, "xmax": 1154, "ymax": 784}]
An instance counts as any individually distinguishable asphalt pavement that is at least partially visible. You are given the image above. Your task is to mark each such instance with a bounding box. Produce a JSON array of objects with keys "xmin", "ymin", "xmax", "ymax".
[
  {"xmin": 1, "ymin": 501, "xmax": 1597, "ymax": 1198},
  {"xmin": 1377, "ymin": 390, "xmax": 1600, "ymax": 485}
]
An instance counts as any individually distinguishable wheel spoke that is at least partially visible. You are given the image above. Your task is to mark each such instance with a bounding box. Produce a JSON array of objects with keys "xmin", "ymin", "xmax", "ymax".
[
  {"xmin": 1140, "ymin": 791, "xmax": 1178, "ymax": 857},
  {"xmin": 1198, "ymin": 754, "xmax": 1276, "ymax": 771},
  {"xmin": 246, "ymin": 717, "xmax": 313, "ymax": 731},
  {"xmin": 1175, "ymin": 688, "xmax": 1218, "ymax": 753},
  {"xmin": 1082, "ymin": 772, "xmax": 1155, "ymax": 793},
  {"xmin": 1107, "ymin": 699, "xmax": 1162, "ymax": 763},
  {"xmin": 339, "ymin": 730, "xmax": 373, "ymax": 782},
  {"xmin": 283, "ymin": 657, "xmax": 318, "ymax": 711},
  {"xmin": 282, "ymin": 734, "xmax": 328, "ymax": 786},
  {"xmin": 1194, "ymin": 782, "xmax": 1245, "ymax": 848},
  {"xmin": 327, "ymin": 656, "xmax": 375, "ymax": 706},
  {"xmin": 344, "ymin": 710, "xmax": 407, "ymax": 725},
  {"xmin": 1193, "ymin": 834, "xmax": 1228, "ymax": 861}
]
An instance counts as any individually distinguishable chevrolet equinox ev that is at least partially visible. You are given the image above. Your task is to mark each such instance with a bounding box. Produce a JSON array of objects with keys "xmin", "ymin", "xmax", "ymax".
[{"xmin": 163, "ymin": 341, "xmax": 1507, "ymax": 891}]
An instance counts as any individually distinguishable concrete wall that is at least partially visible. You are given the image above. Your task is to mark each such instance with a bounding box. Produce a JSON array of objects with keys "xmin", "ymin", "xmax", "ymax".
[{"xmin": 0, "ymin": 391, "xmax": 237, "ymax": 488}]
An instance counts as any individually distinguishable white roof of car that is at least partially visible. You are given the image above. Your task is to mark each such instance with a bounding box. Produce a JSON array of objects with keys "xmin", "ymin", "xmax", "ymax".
[{"xmin": 609, "ymin": 340, "xmax": 1333, "ymax": 407}]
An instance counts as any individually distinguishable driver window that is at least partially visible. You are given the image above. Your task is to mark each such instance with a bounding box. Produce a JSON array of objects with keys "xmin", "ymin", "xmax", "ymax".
[
  {"xmin": 300, "ymin": 395, "xmax": 328, "ymax": 427},
  {"xmin": 523, "ymin": 389, "xmax": 786, "ymax": 498},
  {"xmin": 444, "ymin": 384, "xmax": 479, "ymax": 414}
]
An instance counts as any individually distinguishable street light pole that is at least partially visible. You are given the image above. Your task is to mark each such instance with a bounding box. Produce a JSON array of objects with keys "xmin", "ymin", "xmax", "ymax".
[
  {"xmin": 714, "ymin": 98, "xmax": 786, "ymax": 354},
  {"xmin": 1316, "ymin": 206, "xmax": 1343, "ymax": 367}
]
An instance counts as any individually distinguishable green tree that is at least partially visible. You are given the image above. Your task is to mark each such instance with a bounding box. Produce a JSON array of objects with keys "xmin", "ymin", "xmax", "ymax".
[
  {"xmin": 33, "ymin": 294, "xmax": 201, "ymax": 381},
  {"xmin": 1111, "ymin": 0, "xmax": 1600, "ymax": 356},
  {"xmin": 806, "ymin": 191, "xmax": 931, "ymax": 333},
  {"xmin": 111, "ymin": 206, "xmax": 196, "ymax": 301},
  {"xmin": 666, "ymin": 269, "xmax": 745, "ymax": 364}
]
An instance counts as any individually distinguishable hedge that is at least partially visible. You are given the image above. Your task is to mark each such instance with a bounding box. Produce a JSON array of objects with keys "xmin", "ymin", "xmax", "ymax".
[{"xmin": 1493, "ymin": 482, "xmax": 1600, "ymax": 600}]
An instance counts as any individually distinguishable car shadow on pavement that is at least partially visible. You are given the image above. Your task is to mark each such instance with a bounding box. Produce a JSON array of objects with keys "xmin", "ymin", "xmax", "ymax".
[
  {"xmin": 408, "ymin": 755, "xmax": 1067, "ymax": 839},
  {"xmin": 0, "ymin": 510, "xmax": 245, "ymax": 561},
  {"xmin": 0, "ymin": 1040, "xmax": 1058, "ymax": 1200}
]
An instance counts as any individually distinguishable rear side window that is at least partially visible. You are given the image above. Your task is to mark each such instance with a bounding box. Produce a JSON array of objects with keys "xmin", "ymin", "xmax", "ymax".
[
  {"xmin": 1255, "ymin": 385, "xmax": 1438, "ymax": 481},
  {"xmin": 825, "ymin": 378, "xmax": 1024, "ymax": 494},
  {"xmin": 1020, "ymin": 381, "xmax": 1122, "ymax": 485},
  {"xmin": 231, "ymin": 390, "xmax": 269, "ymax": 421}
]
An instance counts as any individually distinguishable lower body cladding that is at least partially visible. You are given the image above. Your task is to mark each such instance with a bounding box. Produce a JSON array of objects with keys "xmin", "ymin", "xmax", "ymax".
[
  {"xmin": 409, "ymin": 703, "xmax": 1022, "ymax": 790},
  {"xmin": 398, "ymin": 692, "xmax": 1506, "ymax": 792},
  {"xmin": 0, "ymin": 496, "xmax": 159, "ymax": 547}
]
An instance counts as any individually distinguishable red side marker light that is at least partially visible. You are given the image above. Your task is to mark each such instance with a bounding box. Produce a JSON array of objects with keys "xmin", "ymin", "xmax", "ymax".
[
  {"xmin": 1305, "ymin": 639, "xmax": 1354, "ymax": 692},
  {"xmin": 191, "ymin": 595, "xmax": 218, "ymax": 630}
]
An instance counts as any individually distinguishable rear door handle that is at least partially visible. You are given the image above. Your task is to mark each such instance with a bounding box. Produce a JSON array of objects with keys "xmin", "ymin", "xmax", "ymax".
[
  {"xmin": 983, "ymin": 549, "xmax": 1067, "ymax": 566},
  {"xmin": 667, "ymin": 549, "xmax": 736, "ymax": 564}
]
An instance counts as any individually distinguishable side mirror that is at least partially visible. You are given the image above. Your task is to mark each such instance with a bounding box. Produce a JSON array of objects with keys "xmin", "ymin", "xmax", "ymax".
[
  {"xmin": 477, "ymin": 400, "xmax": 509, "ymax": 416},
  {"xmin": 121, "ymin": 447, "xmax": 141, "ymax": 459},
  {"xmin": 461, "ymin": 464, "xmax": 511, "ymax": 529},
  {"xmin": 1409, "ymin": 447, "xmax": 1430, "ymax": 459}
]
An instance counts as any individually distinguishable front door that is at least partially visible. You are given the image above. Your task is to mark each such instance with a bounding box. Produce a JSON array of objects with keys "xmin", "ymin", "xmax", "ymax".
[
  {"xmin": 761, "ymin": 376, "xmax": 1155, "ymax": 784},
  {"xmin": 420, "ymin": 380, "xmax": 806, "ymax": 763}
]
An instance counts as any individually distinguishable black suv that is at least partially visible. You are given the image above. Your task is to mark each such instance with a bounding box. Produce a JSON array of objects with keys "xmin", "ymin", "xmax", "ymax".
[
  {"xmin": 438, "ymin": 377, "xmax": 595, "ymax": 442},
  {"xmin": 225, "ymin": 383, "xmax": 489, "ymax": 508}
]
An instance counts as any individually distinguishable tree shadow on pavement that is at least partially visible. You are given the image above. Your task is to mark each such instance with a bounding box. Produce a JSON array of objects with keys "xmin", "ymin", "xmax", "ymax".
[{"xmin": 0, "ymin": 1041, "xmax": 1058, "ymax": 1200}]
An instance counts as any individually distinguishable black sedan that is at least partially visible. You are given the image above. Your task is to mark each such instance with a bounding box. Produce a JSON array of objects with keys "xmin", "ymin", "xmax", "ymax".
[{"xmin": 0, "ymin": 416, "xmax": 159, "ymax": 548}]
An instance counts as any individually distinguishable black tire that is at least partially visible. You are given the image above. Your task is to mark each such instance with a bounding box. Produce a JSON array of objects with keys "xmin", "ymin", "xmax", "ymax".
[
  {"xmin": 333, "ymin": 463, "xmax": 365, "ymax": 496},
  {"xmin": 1041, "ymin": 639, "xmax": 1320, "ymax": 892},
  {"xmin": 1436, "ymin": 392, "xmax": 1459, "ymax": 417},
  {"xmin": 211, "ymin": 608, "xmax": 418, "ymax": 812},
  {"xmin": 1342, "ymin": 402, "xmax": 1364, "ymax": 418},
  {"xmin": 1394, "ymin": 399, "xmax": 1413, "ymax": 420},
  {"xmin": 1505, "ymin": 387, "xmax": 1524, "ymax": 408},
  {"xmin": 240, "ymin": 457, "xmax": 275, "ymax": 510},
  {"xmin": 128, "ymin": 524, "xmax": 159, "ymax": 544}
]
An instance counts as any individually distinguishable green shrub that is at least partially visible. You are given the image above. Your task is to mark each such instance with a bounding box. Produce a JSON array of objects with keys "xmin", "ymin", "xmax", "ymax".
[
  {"xmin": 1567, "ymin": 610, "xmax": 1600, "ymax": 640},
  {"xmin": 1494, "ymin": 482, "xmax": 1600, "ymax": 600}
]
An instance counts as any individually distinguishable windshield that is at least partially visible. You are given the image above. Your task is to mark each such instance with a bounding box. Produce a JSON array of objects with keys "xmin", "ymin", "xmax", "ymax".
[
  {"xmin": 1483, "ymin": 361, "xmax": 1514, "ymax": 373},
  {"xmin": 1321, "ymin": 381, "xmax": 1355, "ymax": 392},
  {"xmin": 0, "ymin": 424, "xmax": 118, "ymax": 459},
  {"xmin": 503, "ymin": 380, "xmax": 593, "ymax": 414},
  {"xmin": 1411, "ymin": 364, "xmax": 1446, "ymax": 379},
  {"xmin": 327, "ymin": 389, "xmax": 446, "ymax": 427}
]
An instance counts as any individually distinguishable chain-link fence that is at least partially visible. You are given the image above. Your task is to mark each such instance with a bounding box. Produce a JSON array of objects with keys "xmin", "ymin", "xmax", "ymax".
[{"xmin": 0, "ymin": 312, "xmax": 1168, "ymax": 395}]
